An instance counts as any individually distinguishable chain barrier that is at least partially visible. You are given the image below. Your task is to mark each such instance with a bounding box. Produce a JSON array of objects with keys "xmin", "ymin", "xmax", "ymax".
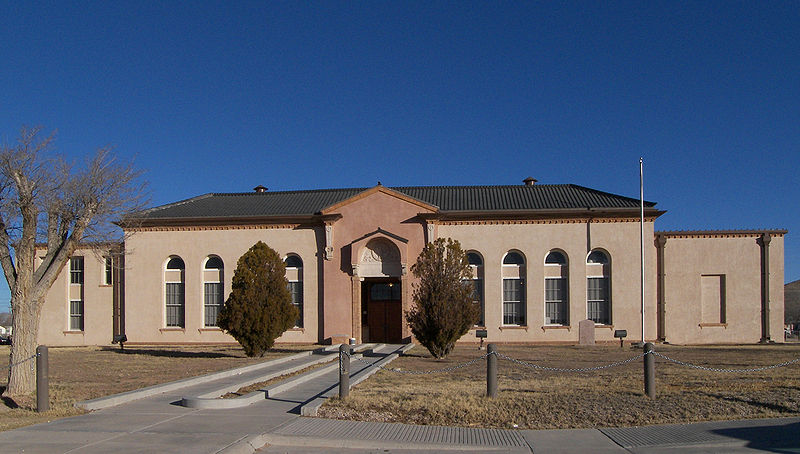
[
  {"xmin": 4, "ymin": 352, "xmax": 39, "ymax": 371},
  {"xmin": 348, "ymin": 349, "xmax": 491, "ymax": 375},
  {"xmin": 495, "ymin": 351, "xmax": 647, "ymax": 372},
  {"xmin": 651, "ymin": 351, "xmax": 800, "ymax": 373},
  {"xmin": 340, "ymin": 347, "xmax": 800, "ymax": 376}
]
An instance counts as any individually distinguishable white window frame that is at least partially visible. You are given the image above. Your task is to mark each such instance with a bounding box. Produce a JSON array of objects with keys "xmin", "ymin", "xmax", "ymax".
[
  {"xmin": 164, "ymin": 257, "xmax": 185, "ymax": 328},
  {"xmin": 285, "ymin": 254, "xmax": 303, "ymax": 328},
  {"xmin": 69, "ymin": 299, "xmax": 84, "ymax": 331}
]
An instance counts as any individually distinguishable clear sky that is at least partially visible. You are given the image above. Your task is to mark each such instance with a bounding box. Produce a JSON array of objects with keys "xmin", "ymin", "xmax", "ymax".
[{"xmin": 0, "ymin": 1, "xmax": 798, "ymax": 312}]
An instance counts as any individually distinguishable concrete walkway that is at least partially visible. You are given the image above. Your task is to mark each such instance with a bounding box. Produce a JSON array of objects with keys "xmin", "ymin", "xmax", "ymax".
[{"xmin": 0, "ymin": 344, "xmax": 798, "ymax": 453}]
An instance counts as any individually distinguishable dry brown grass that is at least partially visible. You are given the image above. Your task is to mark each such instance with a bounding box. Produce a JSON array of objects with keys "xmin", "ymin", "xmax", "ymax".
[
  {"xmin": 0, "ymin": 343, "xmax": 313, "ymax": 431},
  {"xmin": 319, "ymin": 343, "xmax": 800, "ymax": 429},
  {"xmin": 222, "ymin": 360, "xmax": 332, "ymax": 398}
]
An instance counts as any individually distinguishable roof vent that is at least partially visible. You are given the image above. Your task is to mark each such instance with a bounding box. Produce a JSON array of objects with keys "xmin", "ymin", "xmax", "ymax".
[
  {"xmin": 523, "ymin": 177, "xmax": 537, "ymax": 186},
  {"xmin": 253, "ymin": 185, "xmax": 268, "ymax": 193}
]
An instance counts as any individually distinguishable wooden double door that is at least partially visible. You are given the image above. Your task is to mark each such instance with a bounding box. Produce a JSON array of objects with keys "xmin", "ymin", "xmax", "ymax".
[{"xmin": 363, "ymin": 279, "xmax": 403, "ymax": 343}]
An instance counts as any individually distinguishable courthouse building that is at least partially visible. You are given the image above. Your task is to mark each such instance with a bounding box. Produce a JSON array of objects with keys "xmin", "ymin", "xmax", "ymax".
[{"xmin": 36, "ymin": 179, "xmax": 786, "ymax": 346}]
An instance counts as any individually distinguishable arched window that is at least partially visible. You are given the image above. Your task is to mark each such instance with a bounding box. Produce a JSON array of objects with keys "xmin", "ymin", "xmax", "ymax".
[
  {"xmin": 544, "ymin": 250, "xmax": 569, "ymax": 325},
  {"xmin": 466, "ymin": 252, "xmax": 484, "ymax": 326},
  {"xmin": 587, "ymin": 250, "xmax": 609, "ymax": 264},
  {"xmin": 586, "ymin": 249, "xmax": 611, "ymax": 324},
  {"xmin": 165, "ymin": 256, "xmax": 185, "ymax": 328},
  {"xmin": 285, "ymin": 255, "xmax": 303, "ymax": 328},
  {"xmin": 502, "ymin": 251, "xmax": 526, "ymax": 325},
  {"xmin": 203, "ymin": 256, "xmax": 224, "ymax": 327},
  {"xmin": 545, "ymin": 251, "xmax": 566, "ymax": 265}
]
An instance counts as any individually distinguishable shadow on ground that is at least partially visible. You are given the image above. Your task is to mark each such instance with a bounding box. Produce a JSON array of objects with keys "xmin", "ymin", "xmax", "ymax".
[
  {"xmin": 0, "ymin": 386, "xmax": 21, "ymax": 409},
  {"xmin": 98, "ymin": 347, "xmax": 240, "ymax": 358},
  {"xmin": 713, "ymin": 421, "xmax": 800, "ymax": 453}
]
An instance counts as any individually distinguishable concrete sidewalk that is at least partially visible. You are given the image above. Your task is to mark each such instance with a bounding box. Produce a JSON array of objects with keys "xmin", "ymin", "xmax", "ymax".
[{"xmin": 0, "ymin": 344, "xmax": 797, "ymax": 453}]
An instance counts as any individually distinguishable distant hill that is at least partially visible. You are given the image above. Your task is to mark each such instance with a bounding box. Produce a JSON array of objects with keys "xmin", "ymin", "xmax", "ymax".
[{"xmin": 786, "ymin": 280, "xmax": 800, "ymax": 325}]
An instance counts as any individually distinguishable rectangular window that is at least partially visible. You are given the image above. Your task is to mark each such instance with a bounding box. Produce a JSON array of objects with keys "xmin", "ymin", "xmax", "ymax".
[
  {"xmin": 587, "ymin": 277, "xmax": 610, "ymax": 324},
  {"xmin": 69, "ymin": 300, "xmax": 84, "ymax": 331},
  {"xmin": 503, "ymin": 278, "xmax": 525, "ymax": 325},
  {"xmin": 104, "ymin": 256, "xmax": 113, "ymax": 286},
  {"xmin": 204, "ymin": 282, "xmax": 223, "ymax": 327},
  {"xmin": 70, "ymin": 257, "xmax": 84, "ymax": 285},
  {"xmin": 471, "ymin": 279, "xmax": 484, "ymax": 326},
  {"xmin": 288, "ymin": 281, "xmax": 303, "ymax": 328},
  {"xmin": 165, "ymin": 282, "xmax": 185, "ymax": 328},
  {"xmin": 545, "ymin": 277, "xmax": 568, "ymax": 325},
  {"xmin": 462, "ymin": 279, "xmax": 484, "ymax": 326}
]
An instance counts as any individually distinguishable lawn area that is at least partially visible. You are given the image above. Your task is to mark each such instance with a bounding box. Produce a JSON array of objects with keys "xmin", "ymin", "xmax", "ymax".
[
  {"xmin": 319, "ymin": 343, "xmax": 800, "ymax": 429},
  {"xmin": 0, "ymin": 343, "xmax": 314, "ymax": 431}
]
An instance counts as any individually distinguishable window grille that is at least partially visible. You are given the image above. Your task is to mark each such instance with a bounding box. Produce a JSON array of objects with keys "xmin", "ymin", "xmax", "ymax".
[
  {"xmin": 104, "ymin": 256, "xmax": 113, "ymax": 285},
  {"xmin": 288, "ymin": 281, "xmax": 303, "ymax": 328},
  {"xmin": 166, "ymin": 282, "xmax": 185, "ymax": 327},
  {"xmin": 503, "ymin": 278, "xmax": 525, "ymax": 325},
  {"xmin": 587, "ymin": 277, "xmax": 610, "ymax": 324},
  {"xmin": 204, "ymin": 282, "xmax": 222, "ymax": 327},
  {"xmin": 69, "ymin": 300, "xmax": 83, "ymax": 331},
  {"xmin": 545, "ymin": 277, "xmax": 567, "ymax": 325},
  {"xmin": 70, "ymin": 257, "xmax": 84, "ymax": 285}
]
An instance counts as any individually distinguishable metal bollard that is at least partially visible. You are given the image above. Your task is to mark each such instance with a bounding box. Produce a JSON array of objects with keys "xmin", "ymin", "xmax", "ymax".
[
  {"xmin": 643, "ymin": 342, "xmax": 655, "ymax": 399},
  {"xmin": 36, "ymin": 345, "xmax": 49, "ymax": 412},
  {"xmin": 487, "ymin": 343, "xmax": 497, "ymax": 398},
  {"xmin": 338, "ymin": 344, "xmax": 350, "ymax": 399}
]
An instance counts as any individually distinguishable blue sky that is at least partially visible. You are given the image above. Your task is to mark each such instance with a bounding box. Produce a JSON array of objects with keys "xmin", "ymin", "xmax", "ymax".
[{"xmin": 0, "ymin": 1, "xmax": 798, "ymax": 312}]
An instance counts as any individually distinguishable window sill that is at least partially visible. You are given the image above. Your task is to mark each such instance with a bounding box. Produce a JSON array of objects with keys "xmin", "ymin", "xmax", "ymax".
[
  {"xmin": 470, "ymin": 326, "xmax": 487, "ymax": 330},
  {"xmin": 159, "ymin": 328, "xmax": 185, "ymax": 333},
  {"xmin": 594, "ymin": 324, "xmax": 614, "ymax": 329},
  {"xmin": 498, "ymin": 325, "xmax": 528, "ymax": 332},
  {"xmin": 699, "ymin": 323, "xmax": 727, "ymax": 329},
  {"xmin": 541, "ymin": 325, "xmax": 571, "ymax": 331},
  {"xmin": 98, "ymin": 284, "xmax": 112, "ymax": 288},
  {"xmin": 198, "ymin": 327, "xmax": 222, "ymax": 332},
  {"xmin": 288, "ymin": 328, "xmax": 305, "ymax": 333},
  {"xmin": 62, "ymin": 330, "xmax": 84, "ymax": 335}
]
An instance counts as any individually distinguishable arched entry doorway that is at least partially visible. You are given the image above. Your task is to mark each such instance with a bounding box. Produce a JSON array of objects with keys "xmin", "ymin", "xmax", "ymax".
[
  {"xmin": 358, "ymin": 238, "xmax": 404, "ymax": 343},
  {"xmin": 362, "ymin": 279, "xmax": 402, "ymax": 343}
]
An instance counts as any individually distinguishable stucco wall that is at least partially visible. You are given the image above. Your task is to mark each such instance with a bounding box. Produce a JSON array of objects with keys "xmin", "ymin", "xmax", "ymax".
[
  {"xmin": 439, "ymin": 219, "xmax": 658, "ymax": 343},
  {"xmin": 38, "ymin": 250, "xmax": 116, "ymax": 346},
  {"xmin": 660, "ymin": 233, "xmax": 785, "ymax": 344},
  {"xmin": 123, "ymin": 226, "xmax": 320, "ymax": 344},
  {"xmin": 322, "ymin": 189, "xmax": 433, "ymax": 342}
]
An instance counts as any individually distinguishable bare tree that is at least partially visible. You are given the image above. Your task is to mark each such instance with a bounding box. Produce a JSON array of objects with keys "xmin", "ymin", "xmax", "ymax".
[{"xmin": 1, "ymin": 126, "xmax": 146, "ymax": 398}]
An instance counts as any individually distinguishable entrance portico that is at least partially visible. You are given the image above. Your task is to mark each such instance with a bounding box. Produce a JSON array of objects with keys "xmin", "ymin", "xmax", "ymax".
[{"xmin": 349, "ymin": 233, "xmax": 411, "ymax": 343}]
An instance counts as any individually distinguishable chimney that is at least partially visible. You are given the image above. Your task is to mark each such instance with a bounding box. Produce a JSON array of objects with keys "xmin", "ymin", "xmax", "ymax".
[
  {"xmin": 523, "ymin": 177, "xmax": 537, "ymax": 186},
  {"xmin": 253, "ymin": 185, "xmax": 268, "ymax": 193}
]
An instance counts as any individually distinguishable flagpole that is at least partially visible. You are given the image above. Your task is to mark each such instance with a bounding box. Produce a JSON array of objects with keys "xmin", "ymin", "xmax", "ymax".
[{"xmin": 640, "ymin": 157, "xmax": 645, "ymax": 344}]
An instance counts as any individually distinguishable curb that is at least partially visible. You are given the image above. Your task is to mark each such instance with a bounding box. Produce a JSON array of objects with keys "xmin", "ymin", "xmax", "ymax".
[
  {"xmin": 256, "ymin": 433, "xmax": 520, "ymax": 452},
  {"xmin": 299, "ymin": 343, "xmax": 413, "ymax": 416},
  {"xmin": 181, "ymin": 353, "xmax": 340, "ymax": 409},
  {"xmin": 77, "ymin": 349, "xmax": 317, "ymax": 410}
]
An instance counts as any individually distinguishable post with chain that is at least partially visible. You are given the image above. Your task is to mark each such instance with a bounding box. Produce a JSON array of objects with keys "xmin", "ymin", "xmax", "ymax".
[
  {"xmin": 487, "ymin": 343, "xmax": 497, "ymax": 398},
  {"xmin": 339, "ymin": 344, "xmax": 350, "ymax": 399},
  {"xmin": 643, "ymin": 342, "xmax": 655, "ymax": 399},
  {"xmin": 36, "ymin": 345, "xmax": 49, "ymax": 412}
]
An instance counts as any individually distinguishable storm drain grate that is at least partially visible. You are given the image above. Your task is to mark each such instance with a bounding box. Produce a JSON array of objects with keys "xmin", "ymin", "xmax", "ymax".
[
  {"xmin": 601, "ymin": 418, "xmax": 800, "ymax": 448},
  {"xmin": 275, "ymin": 417, "xmax": 528, "ymax": 447}
]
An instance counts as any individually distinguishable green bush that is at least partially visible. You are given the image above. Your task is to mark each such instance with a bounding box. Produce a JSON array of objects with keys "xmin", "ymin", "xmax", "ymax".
[
  {"xmin": 406, "ymin": 238, "xmax": 479, "ymax": 359},
  {"xmin": 218, "ymin": 241, "xmax": 298, "ymax": 357}
]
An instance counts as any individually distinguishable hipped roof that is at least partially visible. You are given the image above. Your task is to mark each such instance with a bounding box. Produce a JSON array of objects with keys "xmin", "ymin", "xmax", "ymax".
[{"xmin": 131, "ymin": 184, "xmax": 659, "ymax": 222}]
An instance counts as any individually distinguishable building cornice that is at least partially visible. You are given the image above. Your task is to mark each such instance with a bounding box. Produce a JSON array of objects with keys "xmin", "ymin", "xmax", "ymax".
[{"xmin": 655, "ymin": 229, "xmax": 787, "ymax": 239}]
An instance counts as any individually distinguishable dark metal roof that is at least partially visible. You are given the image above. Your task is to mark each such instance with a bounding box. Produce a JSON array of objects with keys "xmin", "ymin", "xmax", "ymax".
[{"xmin": 135, "ymin": 184, "xmax": 657, "ymax": 220}]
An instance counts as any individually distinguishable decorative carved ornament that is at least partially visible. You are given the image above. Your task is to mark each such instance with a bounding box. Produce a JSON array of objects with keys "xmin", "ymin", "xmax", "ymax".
[{"xmin": 361, "ymin": 239, "xmax": 401, "ymax": 263}]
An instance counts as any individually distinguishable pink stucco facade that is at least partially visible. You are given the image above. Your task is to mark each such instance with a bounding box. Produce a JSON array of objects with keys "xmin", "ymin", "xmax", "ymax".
[{"xmin": 37, "ymin": 185, "xmax": 787, "ymax": 346}]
